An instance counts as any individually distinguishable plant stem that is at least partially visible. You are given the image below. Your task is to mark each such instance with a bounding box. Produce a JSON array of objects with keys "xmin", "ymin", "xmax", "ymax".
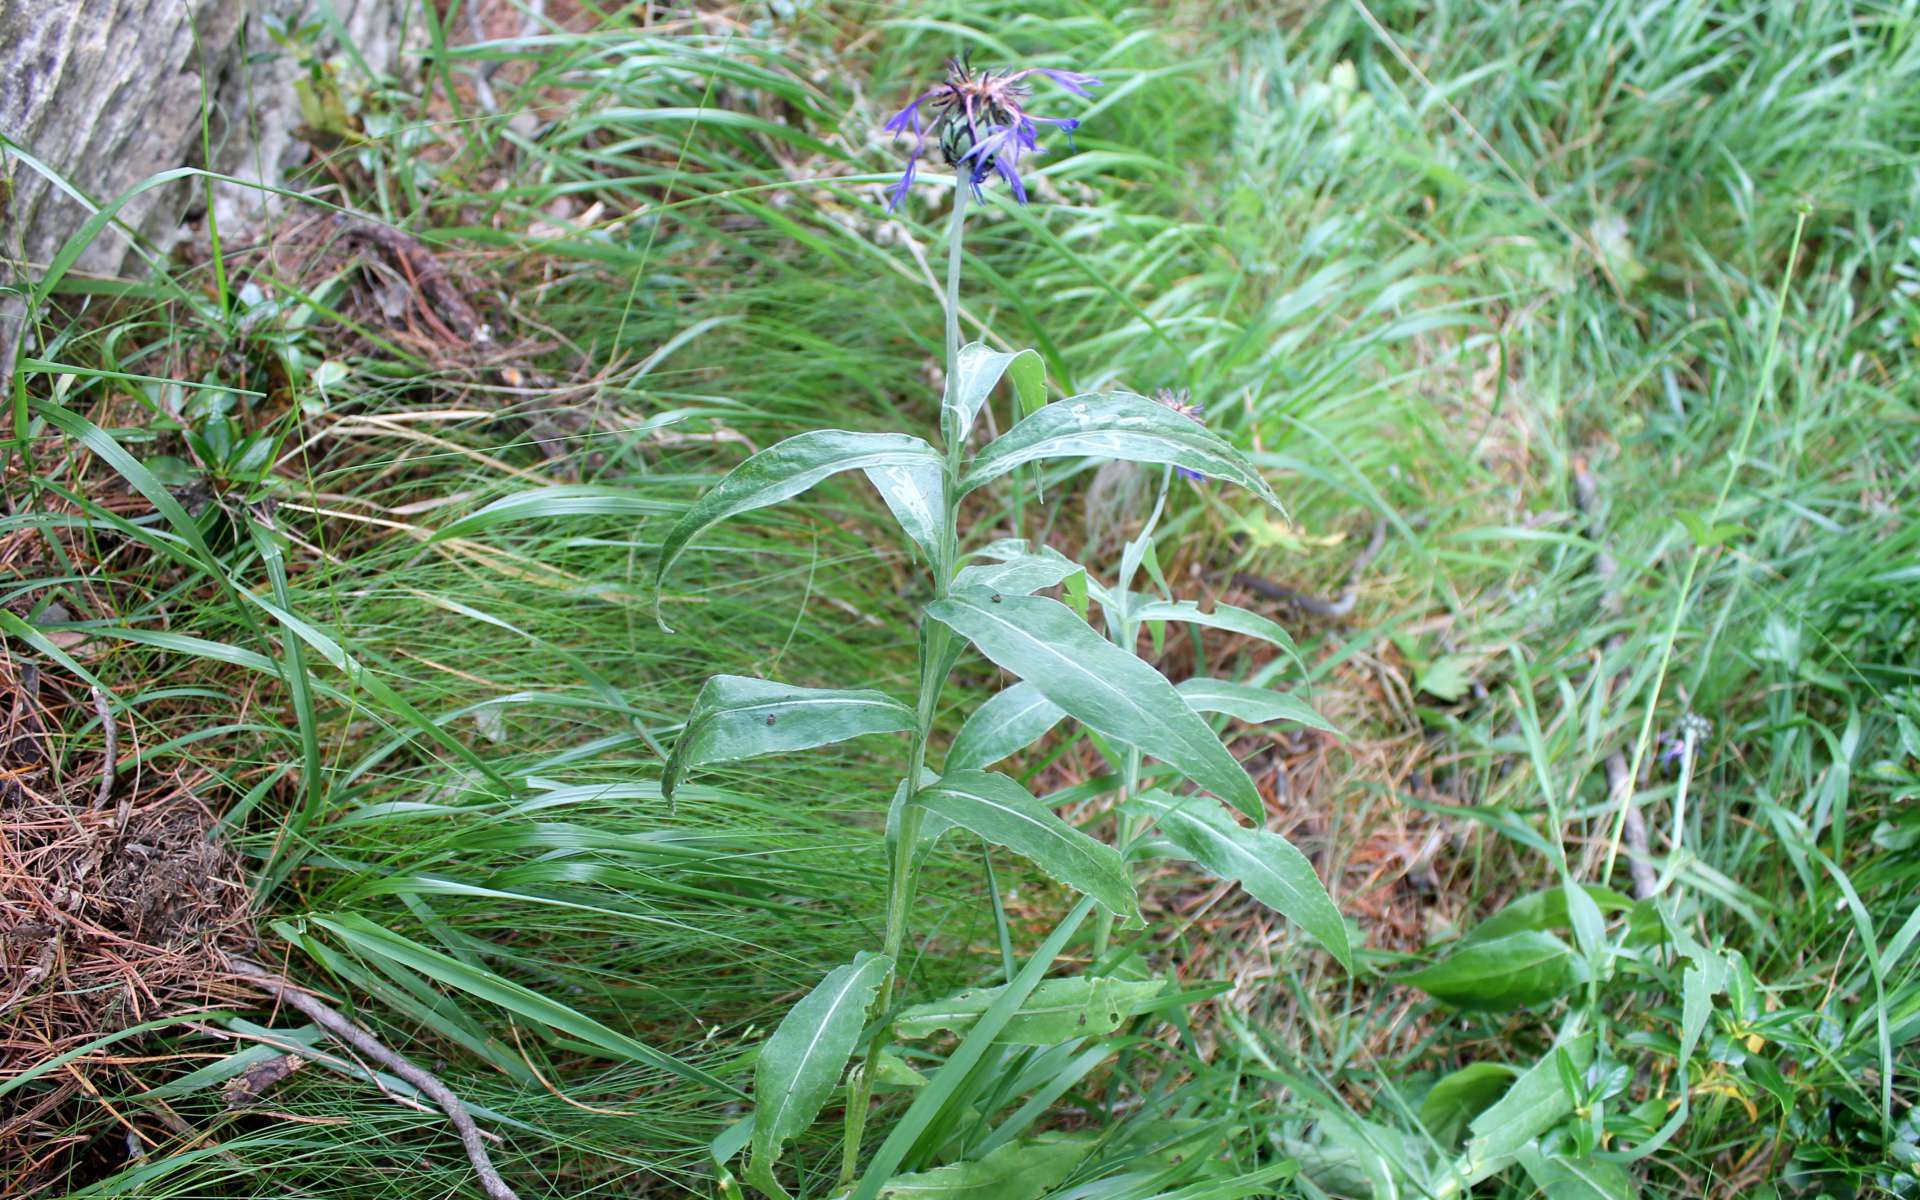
[{"xmin": 842, "ymin": 179, "xmax": 972, "ymax": 1187}]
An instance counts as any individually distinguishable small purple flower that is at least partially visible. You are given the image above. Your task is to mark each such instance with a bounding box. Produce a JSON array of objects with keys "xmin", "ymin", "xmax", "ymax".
[
  {"xmin": 1154, "ymin": 388, "xmax": 1208, "ymax": 482},
  {"xmin": 882, "ymin": 56, "xmax": 1100, "ymax": 212}
]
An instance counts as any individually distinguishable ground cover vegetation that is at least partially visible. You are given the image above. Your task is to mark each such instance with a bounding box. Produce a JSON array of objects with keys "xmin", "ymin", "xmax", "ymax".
[{"xmin": 2, "ymin": 1, "xmax": 1916, "ymax": 1197}]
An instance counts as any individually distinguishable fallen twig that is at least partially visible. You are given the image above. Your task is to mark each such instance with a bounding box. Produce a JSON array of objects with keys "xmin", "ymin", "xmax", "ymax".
[
  {"xmin": 224, "ymin": 956, "xmax": 521, "ymax": 1200},
  {"xmin": 89, "ymin": 685, "xmax": 116, "ymax": 811}
]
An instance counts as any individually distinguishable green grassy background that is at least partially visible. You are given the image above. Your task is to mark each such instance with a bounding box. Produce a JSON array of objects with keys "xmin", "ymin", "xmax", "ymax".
[{"xmin": 6, "ymin": 0, "xmax": 1918, "ymax": 1196}]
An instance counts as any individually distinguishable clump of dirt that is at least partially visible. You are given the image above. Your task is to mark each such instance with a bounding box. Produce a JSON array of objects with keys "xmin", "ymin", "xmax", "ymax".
[{"xmin": 0, "ymin": 653, "xmax": 255, "ymax": 1194}]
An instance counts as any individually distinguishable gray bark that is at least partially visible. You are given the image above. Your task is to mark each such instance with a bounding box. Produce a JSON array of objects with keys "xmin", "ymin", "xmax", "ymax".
[{"xmin": 0, "ymin": 0, "xmax": 417, "ymax": 282}]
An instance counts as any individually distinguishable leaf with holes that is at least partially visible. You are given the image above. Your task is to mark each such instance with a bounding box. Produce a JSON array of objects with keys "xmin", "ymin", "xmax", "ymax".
[
  {"xmin": 653, "ymin": 430, "xmax": 940, "ymax": 626},
  {"xmin": 924, "ymin": 591, "xmax": 1264, "ymax": 820},
  {"xmin": 1125, "ymin": 790, "xmax": 1350, "ymax": 968},
  {"xmin": 749, "ymin": 951, "xmax": 893, "ymax": 1190},
  {"xmin": 961, "ymin": 393, "xmax": 1280, "ymax": 510},
  {"xmin": 664, "ymin": 675, "xmax": 913, "ymax": 804},
  {"xmin": 915, "ymin": 770, "xmax": 1138, "ymax": 924},
  {"xmin": 894, "ymin": 976, "xmax": 1167, "ymax": 1044}
]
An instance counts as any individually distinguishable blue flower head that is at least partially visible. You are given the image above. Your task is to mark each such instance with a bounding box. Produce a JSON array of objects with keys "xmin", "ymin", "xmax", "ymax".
[{"xmin": 884, "ymin": 56, "xmax": 1100, "ymax": 212}]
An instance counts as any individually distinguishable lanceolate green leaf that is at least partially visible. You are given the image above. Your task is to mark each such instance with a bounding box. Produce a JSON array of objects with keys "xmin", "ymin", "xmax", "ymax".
[
  {"xmin": 653, "ymin": 430, "xmax": 940, "ymax": 625},
  {"xmin": 924, "ymin": 591, "xmax": 1264, "ymax": 820},
  {"xmin": 1133, "ymin": 597, "xmax": 1297, "ymax": 655},
  {"xmin": 1176, "ymin": 677, "xmax": 1339, "ymax": 734},
  {"xmin": 914, "ymin": 770, "xmax": 1140, "ymax": 925},
  {"xmin": 893, "ymin": 976, "xmax": 1167, "ymax": 1044},
  {"xmin": 1514, "ymin": 1145, "xmax": 1638, "ymax": 1200},
  {"xmin": 865, "ymin": 458, "xmax": 946, "ymax": 564},
  {"xmin": 1126, "ymin": 790, "xmax": 1351, "ymax": 969},
  {"xmin": 432, "ymin": 484, "xmax": 684, "ymax": 541},
  {"xmin": 750, "ymin": 951, "xmax": 893, "ymax": 1186},
  {"xmin": 960, "ymin": 393, "xmax": 1280, "ymax": 510},
  {"xmin": 946, "ymin": 682, "xmax": 1066, "ymax": 771},
  {"xmin": 1403, "ymin": 931, "xmax": 1587, "ymax": 1011},
  {"xmin": 949, "ymin": 342, "xmax": 1046, "ymax": 441},
  {"xmin": 664, "ymin": 676, "xmax": 913, "ymax": 804},
  {"xmin": 877, "ymin": 1137, "xmax": 1087, "ymax": 1200},
  {"xmin": 953, "ymin": 540, "xmax": 1083, "ymax": 596},
  {"xmin": 1452, "ymin": 1034, "xmax": 1595, "ymax": 1184}
]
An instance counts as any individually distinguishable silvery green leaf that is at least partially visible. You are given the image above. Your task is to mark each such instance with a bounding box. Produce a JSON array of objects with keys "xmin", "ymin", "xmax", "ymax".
[
  {"xmin": 1451, "ymin": 1034, "xmax": 1594, "ymax": 1184},
  {"xmin": 654, "ymin": 430, "xmax": 940, "ymax": 626},
  {"xmin": 1132, "ymin": 596, "xmax": 1297, "ymax": 655},
  {"xmin": 924, "ymin": 590, "xmax": 1264, "ymax": 820},
  {"xmin": 432, "ymin": 484, "xmax": 684, "ymax": 541},
  {"xmin": 750, "ymin": 951, "xmax": 893, "ymax": 1186},
  {"xmin": 960, "ymin": 393, "xmax": 1281, "ymax": 510},
  {"xmin": 949, "ymin": 342, "xmax": 1046, "ymax": 442},
  {"xmin": 914, "ymin": 769, "xmax": 1139, "ymax": 924},
  {"xmin": 1514, "ymin": 1144, "xmax": 1638, "ymax": 1200},
  {"xmin": 953, "ymin": 541, "xmax": 1083, "ymax": 596},
  {"xmin": 893, "ymin": 975, "xmax": 1166, "ymax": 1043},
  {"xmin": 1126, "ymin": 789, "xmax": 1351, "ymax": 968},
  {"xmin": 946, "ymin": 682, "xmax": 1066, "ymax": 771},
  {"xmin": 1403, "ymin": 931, "xmax": 1587, "ymax": 1011},
  {"xmin": 1175, "ymin": 677, "xmax": 1339, "ymax": 733},
  {"xmin": 665, "ymin": 675, "xmax": 913, "ymax": 803},
  {"xmin": 876, "ymin": 1137, "xmax": 1087, "ymax": 1200},
  {"xmin": 865, "ymin": 457, "xmax": 946, "ymax": 564}
]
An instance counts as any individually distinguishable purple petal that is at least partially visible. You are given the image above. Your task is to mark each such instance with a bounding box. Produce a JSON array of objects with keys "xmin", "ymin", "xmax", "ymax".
[
  {"xmin": 884, "ymin": 91, "xmax": 935, "ymax": 135},
  {"xmin": 886, "ymin": 151, "xmax": 919, "ymax": 213},
  {"xmin": 1033, "ymin": 68, "xmax": 1102, "ymax": 96}
]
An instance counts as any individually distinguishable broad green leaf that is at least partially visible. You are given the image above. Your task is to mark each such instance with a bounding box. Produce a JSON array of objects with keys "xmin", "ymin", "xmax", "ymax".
[
  {"xmin": 1464, "ymin": 886, "xmax": 1636, "ymax": 946},
  {"xmin": 1403, "ymin": 931, "xmax": 1586, "ymax": 1011},
  {"xmin": 894, "ymin": 976, "xmax": 1166, "ymax": 1044},
  {"xmin": 949, "ymin": 342, "xmax": 1046, "ymax": 441},
  {"xmin": 750, "ymin": 951, "xmax": 893, "ymax": 1187},
  {"xmin": 1125, "ymin": 790, "xmax": 1350, "ymax": 968},
  {"xmin": 915, "ymin": 770, "xmax": 1139, "ymax": 924},
  {"xmin": 866, "ymin": 458, "xmax": 946, "ymax": 564},
  {"xmin": 1418, "ymin": 1062, "xmax": 1517, "ymax": 1148},
  {"xmin": 1175, "ymin": 677, "xmax": 1339, "ymax": 734},
  {"xmin": 961, "ymin": 393, "xmax": 1280, "ymax": 510},
  {"xmin": 947, "ymin": 683, "xmax": 1066, "ymax": 771},
  {"xmin": 877, "ymin": 1136, "xmax": 1086, "ymax": 1200},
  {"xmin": 1454, "ymin": 1034, "xmax": 1594, "ymax": 1181},
  {"xmin": 1514, "ymin": 1144, "xmax": 1637, "ymax": 1200},
  {"xmin": 924, "ymin": 591, "xmax": 1264, "ymax": 820},
  {"xmin": 1132, "ymin": 597, "xmax": 1297, "ymax": 655},
  {"xmin": 664, "ymin": 676, "xmax": 913, "ymax": 804},
  {"xmin": 953, "ymin": 540, "xmax": 1084, "ymax": 596},
  {"xmin": 654, "ymin": 430, "xmax": 940, "ymax": 625},
  {"xmin": 432, "ymin": 485, "xmax": 682, "ymax": 541}
]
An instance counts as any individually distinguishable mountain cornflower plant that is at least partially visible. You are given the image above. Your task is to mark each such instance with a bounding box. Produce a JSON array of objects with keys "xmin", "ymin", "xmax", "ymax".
[
  {"xmin": 884, "ymin": 56, "xmax": 1100, "ymax": 210},
  {"xmin": 664, "ymin": 58, "xmax": 1347, "ymax": 1200}
]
